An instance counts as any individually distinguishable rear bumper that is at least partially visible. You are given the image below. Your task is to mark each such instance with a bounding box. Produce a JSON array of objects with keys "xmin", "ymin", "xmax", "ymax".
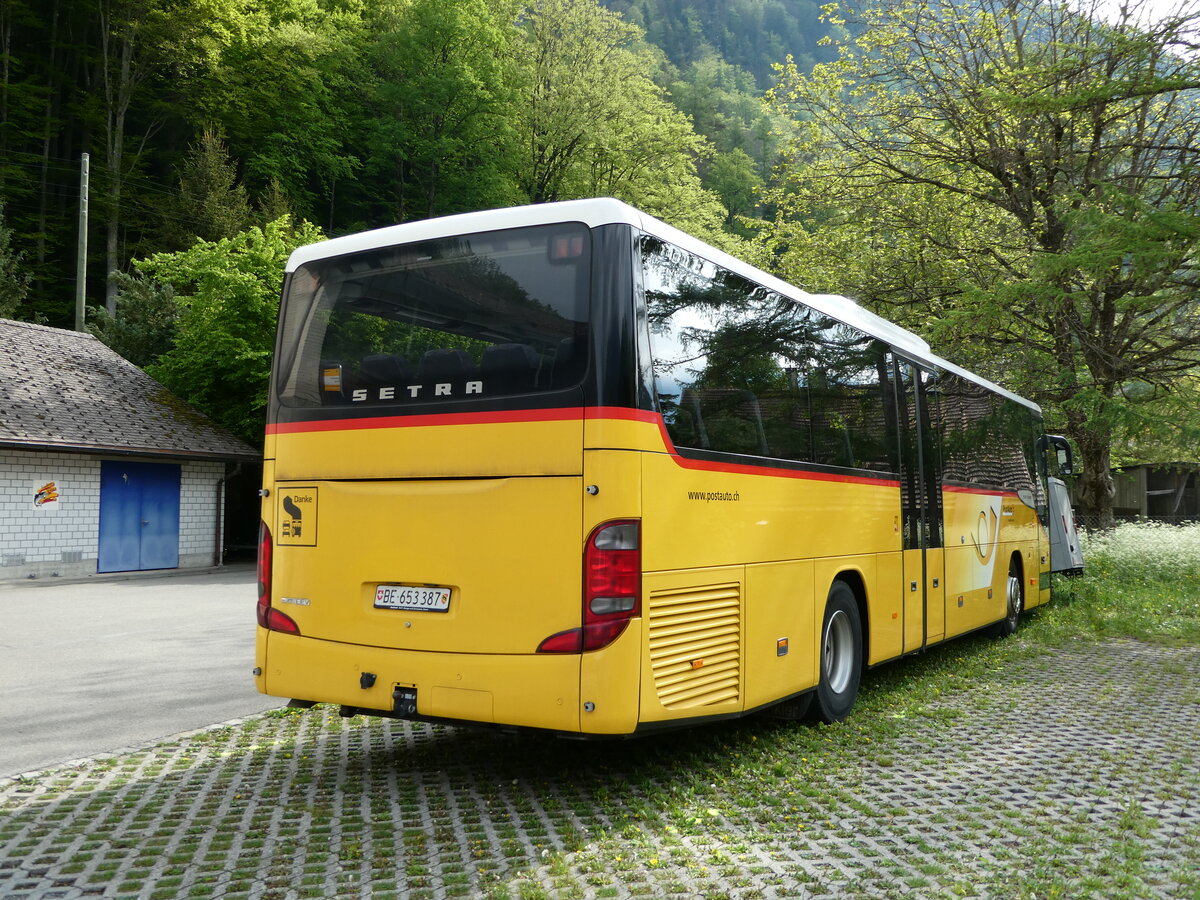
[{"xmin": 256, "ymin": 629, "xmax": 592, "ymax": 732}]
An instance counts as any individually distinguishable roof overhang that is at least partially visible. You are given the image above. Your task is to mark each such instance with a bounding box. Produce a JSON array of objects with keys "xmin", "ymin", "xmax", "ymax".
[{"xmin": 0, "ymin": 439, "xmax": 260, "ymax": 463}]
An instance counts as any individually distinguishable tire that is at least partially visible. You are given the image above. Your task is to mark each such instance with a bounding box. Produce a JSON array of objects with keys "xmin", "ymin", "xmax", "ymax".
[
  {"xmin": 811, "ymin": 581, "xmax": 863, "ymax": 724},
  {"xmin": 996, "ymin": 557, "xmax": 1023, "ymax": 638}
]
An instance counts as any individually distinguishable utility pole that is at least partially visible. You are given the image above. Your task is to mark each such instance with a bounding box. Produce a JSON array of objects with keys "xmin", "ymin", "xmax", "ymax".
[{"xmin": 74, "ymin": 152, "xmax": 89, "ymax": 332}]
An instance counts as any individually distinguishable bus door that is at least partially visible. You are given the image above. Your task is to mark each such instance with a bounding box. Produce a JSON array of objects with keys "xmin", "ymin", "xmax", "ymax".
[{"xmin": 896, "ymin": 360, "xmax": 945, "ymax": 650}]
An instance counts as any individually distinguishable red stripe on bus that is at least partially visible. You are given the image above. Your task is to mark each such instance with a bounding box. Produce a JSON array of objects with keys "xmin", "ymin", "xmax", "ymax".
[
  {"xmin": 666, "ymin": 453, "xmax": 901, "ymax": 487},
  {"xmin": 266, "ymin": 408, "xmax": 587, "ymax": 434},
  {"xmin": 264, "ymin": 406, "xmax": 900, "ymax": 487},
  {"xmin": 584, "ymin": 407, "xmax": 663, "ymax": 424},
  {"xmin": 638, "ymin": 409, "xmax": 899, "ymax": 487},
  {"xmin": 266, "ymin": 406, "xmax": 662, "ymax": 434}
]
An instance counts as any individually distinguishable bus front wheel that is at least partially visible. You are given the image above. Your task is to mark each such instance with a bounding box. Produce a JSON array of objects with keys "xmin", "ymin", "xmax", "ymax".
[{"xmin": 812, "ymin": 581, "xmax": 862, "ymax": 724}]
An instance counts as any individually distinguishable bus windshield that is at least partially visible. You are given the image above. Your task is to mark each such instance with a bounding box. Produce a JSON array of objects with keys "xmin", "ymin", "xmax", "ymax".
[{"xmin": 275, "ymin": 222, "xmax": 591, "ymax": 408}]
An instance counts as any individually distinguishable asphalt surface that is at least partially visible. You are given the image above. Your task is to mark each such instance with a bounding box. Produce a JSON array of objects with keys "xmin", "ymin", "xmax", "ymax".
[{"xmin": 0, "ymin": 564, "xmax": 281, "ymax": 778}]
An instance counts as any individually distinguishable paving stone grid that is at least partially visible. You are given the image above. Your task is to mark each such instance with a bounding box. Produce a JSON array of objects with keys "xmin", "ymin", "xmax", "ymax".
[{"xmin": 1, "ymin": 639, "xmax": 1197, "ymax": 900}]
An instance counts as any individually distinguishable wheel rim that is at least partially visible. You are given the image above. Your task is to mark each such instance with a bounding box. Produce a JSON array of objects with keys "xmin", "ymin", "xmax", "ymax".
[
  {"xmin": 823, "ymin": 609, "xmax": 854, "ymax": 694},
  {"xmin": 1007, "ymin": 573, "xmax": 1022, "ymax": 625}
]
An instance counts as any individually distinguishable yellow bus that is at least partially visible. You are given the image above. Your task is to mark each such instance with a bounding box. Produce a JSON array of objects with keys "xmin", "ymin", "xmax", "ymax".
[{"xmin": 255, "ymin": 198, "xmax": 1073, "ymax": 735}]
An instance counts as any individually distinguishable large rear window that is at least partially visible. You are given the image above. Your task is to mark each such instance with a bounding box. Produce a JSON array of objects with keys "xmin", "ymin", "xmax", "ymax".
[{"xmin": 277, "ymin": 223, "xmax": 591, "ymax": 408}]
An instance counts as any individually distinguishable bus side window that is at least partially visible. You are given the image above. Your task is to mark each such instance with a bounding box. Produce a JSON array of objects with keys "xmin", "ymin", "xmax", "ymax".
[
  {"xmin": 674, "ymin": 389, "xmax": 710, "ymax": 449},
  {"xmin": 696, "ymin": 388, "xmax": 769, "ymax": 457}
]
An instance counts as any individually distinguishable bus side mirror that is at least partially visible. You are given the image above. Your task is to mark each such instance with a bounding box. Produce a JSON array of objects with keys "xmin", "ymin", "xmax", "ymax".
[{"xmin": 1039, "ymin": 434, "xmax": 1074, "ymax": 477}]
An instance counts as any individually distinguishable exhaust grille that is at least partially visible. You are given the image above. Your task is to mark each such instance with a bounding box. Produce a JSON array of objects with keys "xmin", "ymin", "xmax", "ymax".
[{"xmin": 647, "ymin": 582, "xmax": 741, "ymax": 709}]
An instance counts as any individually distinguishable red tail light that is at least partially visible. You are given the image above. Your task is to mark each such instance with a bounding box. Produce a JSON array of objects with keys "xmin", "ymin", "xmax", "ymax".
[
  {"xmin": 256, "ymin": 520, "xmax": 299, "ymax": 634},
  {"xmin": 256, "ymin": 520, "xmax": 271, "ymax": 618},
  {"xmin": 538, "ymin": 520, "xmax": 640, "ymax": 653}
]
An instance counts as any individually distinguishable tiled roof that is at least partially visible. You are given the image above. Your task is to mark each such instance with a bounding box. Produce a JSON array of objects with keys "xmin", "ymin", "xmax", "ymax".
[{"xmin": 0, "ymin": 318, "xmax": 258, "ymax": 461}]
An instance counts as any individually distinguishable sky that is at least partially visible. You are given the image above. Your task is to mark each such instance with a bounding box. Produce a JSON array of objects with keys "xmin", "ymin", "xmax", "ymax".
[{"xmin": 1093, "ymin": 0, "xmax": 1199, "ymax": 27}]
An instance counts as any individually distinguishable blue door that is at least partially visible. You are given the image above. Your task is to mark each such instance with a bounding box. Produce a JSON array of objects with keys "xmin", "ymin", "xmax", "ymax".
[{"xmin": 98, "ymin": 461, "xmax": 181, "ymax": 573}]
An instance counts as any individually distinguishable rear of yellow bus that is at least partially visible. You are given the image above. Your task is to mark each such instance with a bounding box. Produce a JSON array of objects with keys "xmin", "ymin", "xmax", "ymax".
[{"xmin": 255, "ymin": 203, "xmax": 646, "ymax": 735}]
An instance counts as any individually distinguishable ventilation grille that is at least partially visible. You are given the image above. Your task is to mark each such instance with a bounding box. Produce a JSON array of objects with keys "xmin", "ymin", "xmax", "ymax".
[{"xmin": 647, "ymin": 583, "xmax": 741, "ymax": 710}]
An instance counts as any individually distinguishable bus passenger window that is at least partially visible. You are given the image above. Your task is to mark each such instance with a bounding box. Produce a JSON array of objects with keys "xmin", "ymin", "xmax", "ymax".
[{"xmin": 643, "ymin": 232, "xmax": 895, "ymax": 473}]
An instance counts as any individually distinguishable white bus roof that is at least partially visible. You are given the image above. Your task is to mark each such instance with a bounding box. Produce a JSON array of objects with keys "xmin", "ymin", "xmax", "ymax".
[{"xmin": 286, "ymin": 198, "xmax": 1039, "ymax": 414}]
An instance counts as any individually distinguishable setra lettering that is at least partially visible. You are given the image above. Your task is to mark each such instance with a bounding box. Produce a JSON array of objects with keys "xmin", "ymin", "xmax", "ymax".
[{"xmin": 347, "ymin": 381, "xmax": 486, "ymax": 402}]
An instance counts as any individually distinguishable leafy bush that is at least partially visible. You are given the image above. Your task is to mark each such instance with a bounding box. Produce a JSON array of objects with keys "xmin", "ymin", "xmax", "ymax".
[{"xmin": 139, "ymin": 215, "xmax": 325, "ymax": 447}]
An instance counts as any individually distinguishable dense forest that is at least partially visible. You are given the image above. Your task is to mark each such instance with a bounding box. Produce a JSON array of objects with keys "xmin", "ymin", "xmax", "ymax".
[
  {"xmin": 0, "ymin": 0, "xmax": 808, "ymax": 328},
  {"xmin": 602, "ymin": 0, "xmax": 835, "ymax": 86},
  {"xmin": 1, "ymin": 0, "xmax": 1198, "ymax": 523}
]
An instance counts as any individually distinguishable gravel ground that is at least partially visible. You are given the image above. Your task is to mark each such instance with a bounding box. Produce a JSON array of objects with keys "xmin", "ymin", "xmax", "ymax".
[{"xmin": 1, "ymin": 638, "xmax": 1197, "ymax": 900}]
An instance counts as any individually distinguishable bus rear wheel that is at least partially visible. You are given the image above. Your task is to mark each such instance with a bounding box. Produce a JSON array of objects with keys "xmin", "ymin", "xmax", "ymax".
[
  {"xmin": 996, "ymin": 558, "xmax": 1023, "ymax": 638},
  {"xmin": 811, "ymin": 581, "xmax": 862, "ymax": 724}
]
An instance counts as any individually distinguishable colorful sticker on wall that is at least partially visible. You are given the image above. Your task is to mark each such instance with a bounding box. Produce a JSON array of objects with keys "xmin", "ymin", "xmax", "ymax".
[{"xmin": 33, "ymin": 480, "xmax": 61, "ymax": 510}]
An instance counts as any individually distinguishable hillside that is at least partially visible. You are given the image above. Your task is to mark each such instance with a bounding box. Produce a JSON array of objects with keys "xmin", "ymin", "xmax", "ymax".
[{"xmin": 602, "ymin": 0, "xmax": 839, "ymax": 88}]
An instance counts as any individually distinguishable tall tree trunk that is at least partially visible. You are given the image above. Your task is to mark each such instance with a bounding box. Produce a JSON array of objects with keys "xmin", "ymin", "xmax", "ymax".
[
  {"xmin": 35, "ymin": 0, "xmax": 62, "ymax": 294},
  {"xmin": 1075, "ymin": 423, "xmax": 1116, "ymax": 531},
  {"xmin": 101, "ymin": 10, "xmax": 133, "ymax": 317},
  {"xmin": 105, "ymin": 171, "xmax": 120, "ymax": 314},
  {"xmin": 0, "ymin": 0, "xmax": 10, "ymax": 193}
]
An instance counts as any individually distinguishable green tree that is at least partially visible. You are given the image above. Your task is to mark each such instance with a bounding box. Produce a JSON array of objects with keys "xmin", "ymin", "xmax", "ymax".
[
  {"xmin": 188, "ymin": 0, "xmax": 363, "ymax": 229},
  {"xmin": 256, "ymin": 178, "xmax": 294, "ymax": 224},
  {"xmin": 515, "ymin": 0, "xmax": 647, "ymax": 203},
  {"xmin": 765, "ymin": 0, "xmax": 1200, "ymax": 526},
  {"xmin": 93, "ymin": 0, "xmax": 257, "ymax": 312},
  {"xmin": 0, "ymin": 202, "xmax": 30, "ymax": 318},
  {"xmin": 513, "ymin": 0, "xmax": 731, "ymax": 246},
  {"xmin": 706, "ymin": 148, "xmax": 761, "ymax": 224},
  {"xmin": 2, "ymin": 0, "xmax": 777, "ymax": 330},
  {"xmin": 137, "ymin": 215, "xmax": 324, "ymax": 445},
  {"xmin": 357, "ymin": 0, "xmax": 524, "ymax": 223},
  {"xmin": 0, "ymin": 0, "xmax": 273, "ymax": 324},
  {"xmin": 163, "ymin": 126, "xmax": 252, "ymax": 247},
  {"xmin": 602, "ymin": 0, "xmax": 836, "ymax": 89},
  {"xmin": 668, "ymin": 50, "xmax": 791, "ymax": 170},
  {"xmin": 87, "ymin": 272, "xmax": 180, "ymax": 368}
]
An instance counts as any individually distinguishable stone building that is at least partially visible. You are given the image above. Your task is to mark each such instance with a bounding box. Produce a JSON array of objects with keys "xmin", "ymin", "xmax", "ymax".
[{"xmin": 0, "ymin": 318, "xmax": 258, "ymax": 581}]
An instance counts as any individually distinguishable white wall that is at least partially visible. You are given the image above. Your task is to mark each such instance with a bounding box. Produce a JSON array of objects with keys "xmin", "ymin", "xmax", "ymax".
[
  {"xmin": 180, "ymin": 459, "xmax": 226, "ymax": 567},
  {"xmin": 0, "ymin": 448, "xmax": 226, "ymax": 581}
]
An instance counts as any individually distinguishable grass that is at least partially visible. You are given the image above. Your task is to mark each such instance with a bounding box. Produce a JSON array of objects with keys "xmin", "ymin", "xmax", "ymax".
[{"xmin": 1034, "ymin": 520, "xmax": 1200, "ymax": 645}]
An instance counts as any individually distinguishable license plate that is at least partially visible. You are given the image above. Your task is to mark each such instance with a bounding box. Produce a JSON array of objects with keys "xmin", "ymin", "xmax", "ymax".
[{"xmin": 374, "ymin": 584, "xmax": 451, "ymax": 612}]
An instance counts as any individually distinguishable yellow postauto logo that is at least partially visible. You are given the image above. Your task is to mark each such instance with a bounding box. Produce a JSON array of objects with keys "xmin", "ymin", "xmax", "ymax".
[{"xmin": 972, "ymin": 508, "xmax": 998, "ymax": 564}]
